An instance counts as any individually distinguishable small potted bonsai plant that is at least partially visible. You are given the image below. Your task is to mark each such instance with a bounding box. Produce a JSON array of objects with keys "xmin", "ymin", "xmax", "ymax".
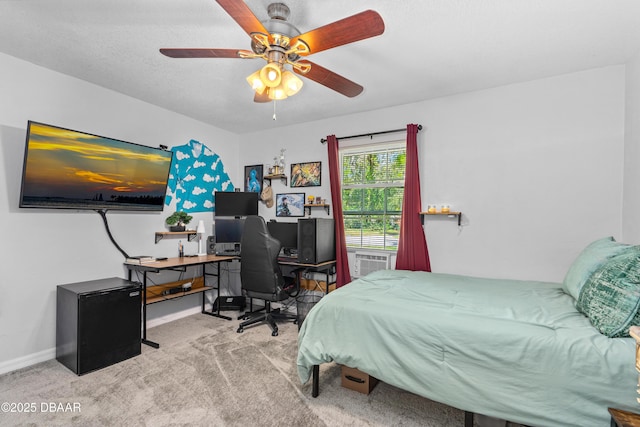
[{"xmin": 165, "ymin": 211, "xmax": 193, "ymax": 232}]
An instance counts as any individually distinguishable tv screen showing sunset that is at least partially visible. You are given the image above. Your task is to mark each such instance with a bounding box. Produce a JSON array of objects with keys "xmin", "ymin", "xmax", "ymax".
[{"xmin": 19, "ymin": 121, "xmax": 173, "ymax": 211}]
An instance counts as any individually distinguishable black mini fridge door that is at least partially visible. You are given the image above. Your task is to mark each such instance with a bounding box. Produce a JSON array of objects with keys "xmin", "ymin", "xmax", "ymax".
[{"xmin": 57, "ymin": 278, "xmax": 141, "ymax": 375}]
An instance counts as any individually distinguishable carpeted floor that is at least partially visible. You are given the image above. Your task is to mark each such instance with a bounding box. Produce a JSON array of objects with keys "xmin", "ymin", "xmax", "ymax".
[{"xmin": 0, "ymin": 313, "xmax": 478, "ymax": 426}]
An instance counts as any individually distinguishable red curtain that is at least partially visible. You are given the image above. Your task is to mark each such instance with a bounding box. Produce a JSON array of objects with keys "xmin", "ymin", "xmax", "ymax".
[
  {"xmin": 326, "ymin": 135, "xmax": 352, "ymax": 287},
  {"xmin": 395, "ymin": 124, "xmax": 431, "ymax": 272}
]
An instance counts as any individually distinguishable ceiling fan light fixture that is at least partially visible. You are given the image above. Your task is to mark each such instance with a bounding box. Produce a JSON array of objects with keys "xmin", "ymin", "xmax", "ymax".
[
  {"xmin": 260, "ymin": 62, "xmax": 282, "ymax": 87},
  {"xmin": 246, "ymin": 70, "xmax": 267, "ymax": 94},
  {"xmin": 281, "ymin": 70, "xmax": 303, "ymax": 96},
  {"xmin": 161, "ymin": 3, "xmax": 385, "ymax": 103},
  {"xmin": 267, "ymin": 83, "xmax": 288, "ymax": 101}
]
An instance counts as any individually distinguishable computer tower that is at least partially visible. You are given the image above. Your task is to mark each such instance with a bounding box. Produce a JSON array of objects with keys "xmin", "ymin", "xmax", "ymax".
[
  {"xmin": 56, "ymin": 277, "xmax": 141, "ymax": 375},
  {"xmin": 297, "ymin": 218, "xmax": 335, "ymax": 264}
]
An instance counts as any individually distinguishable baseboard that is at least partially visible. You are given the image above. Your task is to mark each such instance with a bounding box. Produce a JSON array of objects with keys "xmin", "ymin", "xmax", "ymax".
[
  {"xmin": 0, "ymin": 347, "xmax": 56, "ymax": 376},
  {"xmin": 146, "ymin": 304, "xmax": 212, "ymax": 329},
  {"xmin": 0, "ymin": 304, "xmax": 214, "ymax": 375}
]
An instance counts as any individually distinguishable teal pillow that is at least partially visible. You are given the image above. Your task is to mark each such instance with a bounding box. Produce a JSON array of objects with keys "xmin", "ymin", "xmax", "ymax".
[
  {"xmin": 562, "ymin": 237, "xmax": 633, "ymax": 300},
  {"xmin": 576, "ymin": 249, "xmax": 640, "ymax": 337}
]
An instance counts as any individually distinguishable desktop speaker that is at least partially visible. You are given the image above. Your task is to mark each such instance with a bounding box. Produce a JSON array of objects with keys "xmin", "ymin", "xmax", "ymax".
[
  {"xmin": 297, "ymin": 218, "xmax": 335, "ymax": 264},
  {"xmin": 207, "ymin": 236, "xmax": 216, "ymax": 255}
]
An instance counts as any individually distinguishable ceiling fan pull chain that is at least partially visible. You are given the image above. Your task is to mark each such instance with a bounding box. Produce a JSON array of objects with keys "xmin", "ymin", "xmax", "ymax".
[{"xmin": 272, "ymin": 100, "xmax": 277, "ymax": 120}]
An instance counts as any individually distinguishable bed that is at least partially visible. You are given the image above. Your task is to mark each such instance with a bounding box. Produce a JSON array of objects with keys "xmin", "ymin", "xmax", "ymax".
[{"xmin": 297, "ymin": 237, "xmax": 640, "ymax": 427}]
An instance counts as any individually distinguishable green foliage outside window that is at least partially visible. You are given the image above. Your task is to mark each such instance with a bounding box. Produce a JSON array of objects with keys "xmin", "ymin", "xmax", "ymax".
[{"xmin": 340, "ymin": 144, "xmax": 406, "ymax": 250}]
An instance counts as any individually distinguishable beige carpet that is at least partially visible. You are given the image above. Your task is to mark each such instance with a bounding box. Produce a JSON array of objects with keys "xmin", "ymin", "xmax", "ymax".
[{"xmin": 0, "ymin": 313, "xmax": 471, "ymax": 426}]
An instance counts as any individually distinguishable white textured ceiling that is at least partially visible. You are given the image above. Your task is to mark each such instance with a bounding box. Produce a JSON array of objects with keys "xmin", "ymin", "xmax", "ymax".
[{"xmin": 1, "ymin": 0, "xmax": 640, "ymax": 134}]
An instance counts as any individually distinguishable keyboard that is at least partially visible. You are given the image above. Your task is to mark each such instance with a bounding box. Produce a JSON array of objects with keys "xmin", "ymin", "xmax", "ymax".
[
  {"xmin": 278, "ymin": 256, "xmax": 299, "ymax": 262},
  {"xmin": 216, "ymin": 251, "xmax": 240, "ymax": 256}
]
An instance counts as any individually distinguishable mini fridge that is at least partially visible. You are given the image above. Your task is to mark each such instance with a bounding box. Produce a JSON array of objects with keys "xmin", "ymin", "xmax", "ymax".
[{"xmin": 56, "ymin": 277, "xmax": 141, "ymax": 375}]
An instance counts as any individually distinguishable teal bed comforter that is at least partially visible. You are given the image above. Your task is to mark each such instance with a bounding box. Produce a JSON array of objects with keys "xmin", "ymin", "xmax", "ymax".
[{"xmin": 297, "ymin": 270, "xmax": 637, "ymax": 427}]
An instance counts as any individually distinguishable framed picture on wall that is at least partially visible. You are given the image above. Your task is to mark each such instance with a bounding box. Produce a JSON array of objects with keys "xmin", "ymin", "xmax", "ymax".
[
  {"xmin": 275, "ymin": 192, "xmax": 305, "ymax": 217},
  {"xmin": 290, "ymin": 161, "xmax": 321, "ymax": 187},
  {"xmin": 244, "ymin": 164, "xmax": 263, "ymax": 193}
]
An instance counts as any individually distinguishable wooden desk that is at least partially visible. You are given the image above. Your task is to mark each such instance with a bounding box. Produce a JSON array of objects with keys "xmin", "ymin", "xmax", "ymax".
[{"xmin": 125, "ymin": 254, "xmax": 235, "ymax": 348}]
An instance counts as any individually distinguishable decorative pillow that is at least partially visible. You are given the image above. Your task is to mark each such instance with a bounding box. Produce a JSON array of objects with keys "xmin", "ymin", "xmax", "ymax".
[
  {"xmin": 576, "ymin": 249, "xmax": 640, "ymax": 337},
  {"xmin": 562, "ymin": 237, "xmax": 633, "ymax": 300}
]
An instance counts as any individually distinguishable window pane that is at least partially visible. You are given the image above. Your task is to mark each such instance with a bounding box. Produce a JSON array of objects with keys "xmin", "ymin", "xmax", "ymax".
[
  {"xmin": 344, "ymin": 215, "xmax": 363, "ymax": 248},
  {"xmin": 361, "ymin": 153, "xmax": 375, "ymax": 184},
  {"xmin": 342, "ymin": 154, "xmax": 364, "ymax": 185},
  {"xmin": 386, "ymin": 187, "xmax": 404, "ymax": 212},
  {"xmin": 364, "ymin": 188, "xmax": 385, "ymax": 213},
  {"xmin": 361, "ymin": 215, "xmax": 385, "ymax": 250},
  {"xmin": 385, "ymin": 215, "xmax": 401, "ymax": 250},
  {"xmin": 389, "ymin": 150, "xmax": 406, "ymax": 181},
  {"xmin": 365, "ymin": 152, "xmax": 385, "ymax": 183},
  {"xmin": 342, "ymin": 188, "xmax": 363, "ymax": 213}
]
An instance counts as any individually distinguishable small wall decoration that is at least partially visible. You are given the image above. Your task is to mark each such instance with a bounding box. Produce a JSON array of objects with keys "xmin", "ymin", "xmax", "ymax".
[
  {"xmin": 290, "ymin": 161, "xmax": 321, "ymax": 187},
  {"xmin": 244, "ymin": 164, "xmax": 263, "ymax": 193},
  {"xmin": 276, "ymin": 192, "xmax": 305, "ymax": 217}
]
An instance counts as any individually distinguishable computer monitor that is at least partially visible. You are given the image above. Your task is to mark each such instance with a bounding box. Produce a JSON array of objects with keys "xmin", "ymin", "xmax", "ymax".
[
  {"xmin": 214, "ymin": 191, "xmax": 259, "ymax": 217},
  {"xmin": 267, "ymin": 220, "xmax": 298, "ymax": 255},
  {"xmin": 215, "ymin": 218, "xmax": 245, "ymax": 243}
]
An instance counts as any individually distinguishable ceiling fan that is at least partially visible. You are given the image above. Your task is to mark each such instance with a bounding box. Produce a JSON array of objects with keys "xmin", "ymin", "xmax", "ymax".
[{"xmin": 160, "ymin": 0, "xmax": 385, "ymax": 102}]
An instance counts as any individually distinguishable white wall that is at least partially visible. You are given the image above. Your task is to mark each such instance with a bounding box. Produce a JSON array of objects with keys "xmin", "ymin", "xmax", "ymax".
[
  {"xmin": 623, "ymin": 51, "xmax": 640, "ymax": 242},
  {"xmin": 240, "ymin": 65, "xmax": 626, "ymax": 282},
  {"xmin": 0, "ymin": 53, "xmax": 241, "ymax": 373}
]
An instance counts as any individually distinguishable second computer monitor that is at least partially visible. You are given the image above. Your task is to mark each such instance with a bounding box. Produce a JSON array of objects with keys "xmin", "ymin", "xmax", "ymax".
[
  {"xmin": 267, "ymin": 220, "xmax": 298, "ymax": 255},
  {"xmin": 215, "ymin": 218, "xmax": 245, "ymax": 243}
]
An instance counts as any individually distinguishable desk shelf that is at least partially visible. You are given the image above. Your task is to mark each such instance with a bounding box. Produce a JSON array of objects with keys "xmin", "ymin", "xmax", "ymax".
[
  {"xmin": 304, "ymin": 203, "xmax": 330, "ymax": 215},
  {"xmin": 155, "ymin": 230, "xmax": 197, "ymax": 244},
  {"xmin": 420, "ymin": 211, "xmax": 462, "ymax": 226},
  {"xmin": 264, "ymin": 174, "xmax": 287, "ymax": 186},
  {"xmin": 140, "ymin": 275, "xmax": 215, "ymax": 305}
]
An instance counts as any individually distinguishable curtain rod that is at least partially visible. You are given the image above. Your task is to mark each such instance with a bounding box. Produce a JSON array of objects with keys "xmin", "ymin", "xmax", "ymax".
[{"xmin": 320, "ymin": 124, "xmax": 422, "ymax": 144}]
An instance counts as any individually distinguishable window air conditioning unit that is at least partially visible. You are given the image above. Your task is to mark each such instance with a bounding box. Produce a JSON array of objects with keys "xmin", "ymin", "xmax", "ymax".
[{"xmin": 353, "ymin": 251, "xmax": 391, "ymax": 278}]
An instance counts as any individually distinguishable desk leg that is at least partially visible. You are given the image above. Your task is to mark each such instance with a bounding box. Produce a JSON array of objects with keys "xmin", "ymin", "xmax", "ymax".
[
  {"xmin": 202, "ymin": 261, "xmax": 232, "ymax": 321},
  {"xmin": 140, "ymin": 271, "xmax": 160, "ymax": 349},
  {"xmin": 312, "ymin": 365, "xmax": 320, "ymax": 397},
  {"xmin": 325, "ymin": 267, "xmax": 330, "ymax": 295}
]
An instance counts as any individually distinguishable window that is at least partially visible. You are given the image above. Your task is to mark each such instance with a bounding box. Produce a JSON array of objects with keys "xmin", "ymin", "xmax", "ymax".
[{"xmin": 340, "ymin": 141, "xmax": 406, "ymax": 250}]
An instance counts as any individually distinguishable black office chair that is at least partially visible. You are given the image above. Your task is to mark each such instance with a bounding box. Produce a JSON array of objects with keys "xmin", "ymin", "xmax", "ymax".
[{"xmin": 237, "ymin": 215, "xmax": 297, "ymax": 336}]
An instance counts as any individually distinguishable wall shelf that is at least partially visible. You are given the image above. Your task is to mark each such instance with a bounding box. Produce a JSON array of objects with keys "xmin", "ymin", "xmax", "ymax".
[
  {"xmin": 420, "ymin": 211, "xmax": 462, "ymax": 226},
  {"xmin": 155, "ymin": 231, "xmax": 197, "ymax": 244},
  {"xmin": 305, "ymin": 203, "xmax": 330, "ymax": 216},
  {"xmin": 264, "ymin": 174, "xmax": 287, "ymax": 186}
]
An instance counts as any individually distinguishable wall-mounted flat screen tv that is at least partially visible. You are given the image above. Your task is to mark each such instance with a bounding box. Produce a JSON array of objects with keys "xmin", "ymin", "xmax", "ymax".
[
  {"xmin": 215, "ymin": 191, "xmax": 259, "ymax": 217},
  {"xmin": 19, "ymin": 121, "xmax": 173, "ymax": 211}
]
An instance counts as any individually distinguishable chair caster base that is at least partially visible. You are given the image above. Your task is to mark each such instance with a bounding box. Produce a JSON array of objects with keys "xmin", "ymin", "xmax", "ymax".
[
  {"xmin": 237, "ymin": 327, "xmax": 244, "ymax": 333},
  {"xmin": 271, "ymin": 330, "xmax": 278, "ymax": 336}
]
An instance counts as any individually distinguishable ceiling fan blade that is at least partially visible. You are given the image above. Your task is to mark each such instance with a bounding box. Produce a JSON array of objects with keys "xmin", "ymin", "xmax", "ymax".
[
  {"xmin": 291, "ymin": 10, "xmax": 384, "ymax": 56},
  {"xmin": 294, "ymin": 60, "xmax": 363, "ymax": 98},
  {"xmin": 254, "ymin": 91, "xmax": 270, "ymax": 103},
  {"xmin": 160, "ymin": 48, "xmax": 243, "ymax": 58},
  {"xmin": 216, "ymin": 0, "xmax": 269, "ymax": 37}
]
